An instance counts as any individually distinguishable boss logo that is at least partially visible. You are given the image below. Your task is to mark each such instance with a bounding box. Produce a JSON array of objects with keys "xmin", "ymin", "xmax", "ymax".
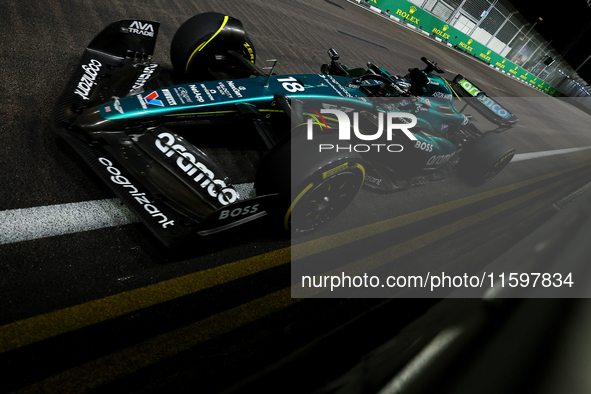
[{"xmin": 219, "ymin": 204, "xmax": 259, "ymax": 220}]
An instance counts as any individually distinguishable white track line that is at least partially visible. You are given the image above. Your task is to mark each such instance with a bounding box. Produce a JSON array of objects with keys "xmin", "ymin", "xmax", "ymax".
[
  {"xmin": 512, "ymin": 146, "xmax": 591, "ymax": 162},
  {"xmin": 0, "ymin": 199, "xmax": 137, "ymax": 245},
  {"xmin": 0, "ymin": 183, "xmax": 256, "ymax": 245}
]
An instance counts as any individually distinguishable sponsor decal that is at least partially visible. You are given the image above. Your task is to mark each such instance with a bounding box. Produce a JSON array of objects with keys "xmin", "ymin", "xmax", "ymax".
[
  {"xmin": 144, "ymin": 91, "xmax": 164, "ymax": 106},
  {"xmin": 458, "ymin": 79, "xmax": 482, "ymax": 96},
  {"xmin": 74, "ymin": 59, "xmax": 102, "ymax": 100},
  {"xmin": 458, "ymin": 39, "xmax": 473, "ymax": 52},
  {"xmin": 113, "ymin": 99, "xmax": 124, "ymax": 114},
  {"xmin": 426, "ymin": 152, "xmax": 455, "ymax": 166},
  {"xmin": 129, "ymin": 21, "xmax": 154, "ymax": 37},
  {"xmin": 414, "ymin": 140, "xmax": 434, "ymax": 152},
  {"xmin": 186, "ymin": 85, "xmax": 203, "ymax": 103},
  {"xmin": 495, "ymin": 59, "xmax": 507, "ymax": 69},
  {"xmin": 162, "ymin": 89, "xmax": 177, "ymax": 106},
  {"xmin": 137, "ymin": 94, "xmax": 148, "ymax": 109},
  {"xmin": 154, "ymin": 132, "xmax": 239, "ymax": 205},
  {"xmin": 365, "ymin": 175, "xmax": 382, "ymax": 186},
  {"xmin": 432, "ymin": 24, "xmax": 450, "ymax": 40},
  {"xmin": 174, "ymin": 86, "xmax": 194, "ymax": 104},
  {"xmin": 131, "ymin": 63, "xmax": 158, "ymax": 91},
  {"xmin": 98, "ymin": 157, "xmax": 174, "ymax": 228},
  {"xmin": 227, "ymin": 81, "xmax": 246, "ymax": 98},
  {"xmin": 508, "ymin": 65, "xmax": 519, "ymax": 75},
  {"xmin": 216, "ymin": 82, "xmax": 233, "ymax": 99},
  {"xmin": 323, "ymin": 162, "xmax": 349, "ymax": 179},
  {"xmin": 432, "ymin": 92, "xmax": 452, "ymax": 100},
  {"xmin": 219, "ymin": 204, "xmax": 259, "ymax": 219},
  {"xmin": 200, "ymin": 84, "xmax": 215, "ymax": 101},
  {"xmin": 395, "ymin": 6, "xmax": 420, "ymax": 24},
  {"xmin": 319, "ymin": 74, "xmax": 353, "ymax": 97},
  {"xmin": 243, "ymin": 42, "xmax": 255, "ymax": 63},
  {"xmin": 479, "ymin": 50, "xmax": 492, "ymax": 62},
  {"xmin": 478, "ymin": 96, "xmax": 511, "ymax": 119}
]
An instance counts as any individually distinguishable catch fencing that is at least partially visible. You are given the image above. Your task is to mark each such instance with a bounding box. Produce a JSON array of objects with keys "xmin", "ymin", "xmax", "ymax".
[{"xmin": 358, "ymin": 0, "xmax": 590, "ymax": 97}]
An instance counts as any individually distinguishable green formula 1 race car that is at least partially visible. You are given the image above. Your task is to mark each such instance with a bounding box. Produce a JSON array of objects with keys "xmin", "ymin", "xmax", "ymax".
[{"xmin": 52, "ymin": 12, "xmax": 517, "ymax": 247}]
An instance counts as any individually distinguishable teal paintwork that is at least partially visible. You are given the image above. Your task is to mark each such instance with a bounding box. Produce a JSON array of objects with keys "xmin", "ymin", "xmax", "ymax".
[
  {"xmin": 97, "ymin": 71, "xmax": 468, "ymax": 169},
  {"xmin": 99, "ymin": 74, "xmax": 375, "ymax": 121}
]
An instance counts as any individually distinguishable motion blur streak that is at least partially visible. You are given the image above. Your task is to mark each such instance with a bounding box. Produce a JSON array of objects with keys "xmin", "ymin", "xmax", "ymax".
[
  {"xmin": 293, "ymin": 161, "xmax": 591, "ymax": 261},
  {"xmin": 15, "ymin": 288, "xmax": 299, "ymax": 394},
  {"xmin": 0, "ymin": 247, "xmax": 291, "ymax": 353},
  {"xmin": 294, "ymin": 167, "xmax": 589, "ymax": 297}
]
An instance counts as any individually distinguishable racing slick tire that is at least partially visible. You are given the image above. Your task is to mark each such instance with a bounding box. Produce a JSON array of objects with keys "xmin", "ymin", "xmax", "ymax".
[
  {"xmin": 456, "ymin": 131, "xmax": 515, "ymax": 186},
  {"xmin": 255, "ymin": 127, "xmax": 365, "ymax": 234},
  {"xmin": 170, "ymin": 12, "xmax": 256, "ymax": 81}
]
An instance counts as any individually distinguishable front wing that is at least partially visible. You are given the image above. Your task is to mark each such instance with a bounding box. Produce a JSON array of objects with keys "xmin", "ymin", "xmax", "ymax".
[{"xmin": 52, "ymin": 20, "xmax": 278, "ymax": 247}]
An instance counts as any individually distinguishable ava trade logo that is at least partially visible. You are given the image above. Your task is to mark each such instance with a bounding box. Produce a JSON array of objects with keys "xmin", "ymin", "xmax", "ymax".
[{"xmin": 144, "ymin": 91, "xmax": 164, "ymax": 107}]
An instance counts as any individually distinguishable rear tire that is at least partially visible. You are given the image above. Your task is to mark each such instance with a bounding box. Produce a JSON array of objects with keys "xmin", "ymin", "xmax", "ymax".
[{"xmin": 456, "ymin": 131, "xmax": 515, "ymax": 186}]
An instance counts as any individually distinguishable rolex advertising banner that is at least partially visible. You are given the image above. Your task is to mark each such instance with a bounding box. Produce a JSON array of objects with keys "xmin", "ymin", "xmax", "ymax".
[{"xmin": 369, "ymin": 0, "xmax": 562, "ymax": 96}]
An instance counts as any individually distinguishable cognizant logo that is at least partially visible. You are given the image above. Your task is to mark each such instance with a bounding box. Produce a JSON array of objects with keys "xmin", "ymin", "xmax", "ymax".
[{"xmin": 306, "ymin": 109, "xmax": 417, "ymax": 153}]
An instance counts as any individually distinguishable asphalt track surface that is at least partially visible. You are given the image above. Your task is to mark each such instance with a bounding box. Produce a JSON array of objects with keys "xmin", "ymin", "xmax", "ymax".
[{"xmin": 1, "ymin": 0, "xmax": 591, "ymax": 393}]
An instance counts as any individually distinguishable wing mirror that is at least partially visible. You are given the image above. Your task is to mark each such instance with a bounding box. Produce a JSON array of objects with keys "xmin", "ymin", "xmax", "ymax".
[{"xmin": 327, "ymin": 48, "xmax": 339, "ymax": 61}]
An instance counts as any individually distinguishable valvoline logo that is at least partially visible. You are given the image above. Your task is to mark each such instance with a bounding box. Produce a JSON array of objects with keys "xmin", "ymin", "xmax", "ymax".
[{"xmin": 145, "ymin": 91, "xmax": 164, "ymax": 106}]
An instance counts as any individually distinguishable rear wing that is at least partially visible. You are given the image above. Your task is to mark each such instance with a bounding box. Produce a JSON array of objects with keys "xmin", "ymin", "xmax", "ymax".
[{"xmin": 450, "ymin": 75, "xmax": 518, "ymax": 132}]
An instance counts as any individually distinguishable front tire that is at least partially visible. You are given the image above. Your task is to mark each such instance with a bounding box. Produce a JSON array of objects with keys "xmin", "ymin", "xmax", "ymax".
[
  {"xmin": 255, "ymin": 126, "xmax": 365, "ymax": 234},
  {"xmin": 170, "ymin": 12, "xmax": 256, "ymax": 81},
  {"xmin": 287, "ymin": 161, "xmax": 365, "ymax": 234}
]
